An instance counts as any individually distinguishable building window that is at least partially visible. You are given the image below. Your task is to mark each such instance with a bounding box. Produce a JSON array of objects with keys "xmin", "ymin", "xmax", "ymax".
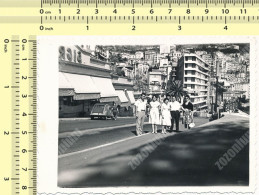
[
  {"xmin": 185, "ymin": 56, "xmax": 188, "ymax": 61},
  {"xmin": 185, "ymin": 70, "xmax": 188, "ymax": 75},
  {"xmin": 191, "ymin": 78, "xmax": 195, "ymax": 82},
  {"xmin": 185, "ymin": 77, "xmax": 188, "ymax": 82},
  {"xmin": 192, "ymin": 70, "xmax": 195, "ymax": 75},
  {"xmin": 185, "ymin": 64, "xmax": 188, "ymax": 68},
  {"xmin": 191, "ymin": 84, "xmax": 195, "ymax": 89},
  {"xmin": 192, "ymin": 64, "xmax": 196, "ymax": 68},
  {"xmin": 192, "ymin": 56, "xmax": 196, "ymax": 61}
]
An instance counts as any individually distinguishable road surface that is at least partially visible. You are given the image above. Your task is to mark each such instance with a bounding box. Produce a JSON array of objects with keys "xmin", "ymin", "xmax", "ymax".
[{"xmin": 58, "ymin": 114, "xmax": 249, "ymax": 187}]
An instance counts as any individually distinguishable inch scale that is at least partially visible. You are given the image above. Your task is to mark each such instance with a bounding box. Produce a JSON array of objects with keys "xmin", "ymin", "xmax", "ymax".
[
  {"xmin": 0, "ymin": 36, "xmax": 37, "ymax": 195},
  {"xmin": 0, "ymin": 0, "xmax": 259, "ymax": 34}
]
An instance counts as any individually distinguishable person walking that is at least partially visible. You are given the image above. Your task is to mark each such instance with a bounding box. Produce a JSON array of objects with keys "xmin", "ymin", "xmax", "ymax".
[
  {"xmin": 149, "ymin": 95, "xmax": 161, "ymax": 134},
  {"xmin": 182, "ymin": 95, "xmax": 194, "ymax": 129},
  {"xmin": 134, "ymin": 92, "xmax": 148, "ymax": 136},
  {"xmin": 170, "ymin": 96, "xmax": 181, "ymax": 132},
  {"xmin": 161, "ymin": 98, "xmax": 171, "ymax": 134},
  {"xmin": 111, "ymin": 102, "xmax": 119, "ymax": 120}
]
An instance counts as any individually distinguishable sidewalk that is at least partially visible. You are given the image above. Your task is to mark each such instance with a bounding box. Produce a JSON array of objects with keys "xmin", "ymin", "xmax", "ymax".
[{"xmin": 58, "ymin": 113, "xmax": 249, "ymax": 187}]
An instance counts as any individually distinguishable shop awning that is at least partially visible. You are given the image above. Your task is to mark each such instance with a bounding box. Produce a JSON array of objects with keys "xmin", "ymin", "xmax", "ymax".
[
  {"xmin": 61, "ymin": 72, "xmax": 100, "ymax": 100},
  {"xmin": 59, "ymin": 72, "xmax": 74, "ymax": 96},
  {"xmin": 126, "ymin": 90, "xmax": 135, "ymax": 104},
  {"xmin": 91, "ymin": 77, "xmax": 119, "ymax": 103},
  {"xmin": 116, "ymin": 90, "xmax": 130, "ymax": 107}
]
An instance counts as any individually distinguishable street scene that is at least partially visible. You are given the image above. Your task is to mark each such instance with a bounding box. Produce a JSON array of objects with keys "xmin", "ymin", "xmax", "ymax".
[{"xmin": 58, "ymin": 43, "xmax": 250, "ymax": 187}]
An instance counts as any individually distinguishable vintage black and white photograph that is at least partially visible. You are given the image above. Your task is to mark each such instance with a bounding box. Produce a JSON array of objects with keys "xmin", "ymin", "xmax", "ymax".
[{"xmin": 57, "ymin": 42, "xmax": 250, "ymax": 187}]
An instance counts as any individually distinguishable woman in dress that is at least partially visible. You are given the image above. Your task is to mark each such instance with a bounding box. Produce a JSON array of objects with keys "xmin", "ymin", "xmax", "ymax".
[
  {"xmin": 149, "ymin": 95, "xmax": 161, "ymax": 134},
  {"xmin": 182, "ymin": 95, "xmax": 194, "ymax": 129},
  {"xmin": 161, "ymin": 98, "xmax": 171, "ymax": 134}
]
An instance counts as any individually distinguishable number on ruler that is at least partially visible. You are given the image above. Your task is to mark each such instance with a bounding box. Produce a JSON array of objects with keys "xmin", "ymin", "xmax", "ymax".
[
  {"xmin": 222, "ymin": 9, "xmax": 229, "ymax": 14},
  {"xmin": 205, "ymin": 9, "xmax": 209, "ymax": 14},
  {"xmin": 150, "ymin": 9, "xmax": 154, "ymax": 14},
  {"xmin": 132, "ymin": 25, "xmax": 136, "ymax": 31},
  {"xmin": 40, "ymin": 9, "xmax": 44, "ymax": 14},
  {"xmin": 95, "ymin": 9, "xmax": 99, "ymax": 14},
  {"xmin": 168, "ymin": 9, "xmax": 172, "ymax": 14},
  {"xmin": 77, "ymin": 9, "xmax": 80, "ymax": 14},
  {"xmin": 4, "ymin": 131, "xmax": 9, "ymax": 135},
  {"xmin": 240, "ymin": 9, "xmax": 247, "ymax": 14},
  {"xmin": 132, "ymin": 9, "xmax": 135, "ymax": 14},
  {"xmin": 224, "ymin": 26, "xmax": 228, "ymax": 30},
  {"xmin": 22, "ymin": 149, "xmax": 27, "ymax": 153},
  {"xmin": 178, "ymin": 25, "xmax": 182, "ymax": 30},
  {"xmin": 22, "ymin": 76, "xmax": 27, "ymax": 80},
  {"xmin": 22, "ymin": 131, "xmax": 27, "ymax": 134},
  {"xmin": 186, "ymin": 9, "xmax": 191, "ymax": 14},
  {"xmin": 113, "ymin": 9, "xmax": 117, "ymax": 14}
]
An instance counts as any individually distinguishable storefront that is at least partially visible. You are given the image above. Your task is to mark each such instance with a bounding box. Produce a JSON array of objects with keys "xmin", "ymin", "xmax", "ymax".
[
  {"xmin": 112, "ymin": 77, "xmax": 135, "ymax": 116},
  {"xmin": 59, "ymin": 45, "xmax": 119, "ymax": 118}
]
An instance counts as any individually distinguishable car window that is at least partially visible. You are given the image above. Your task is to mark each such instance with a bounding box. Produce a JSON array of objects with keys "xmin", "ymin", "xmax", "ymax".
[{"xmin": 92, "ymin": 105, "xmax": 104, "ymax": 113}]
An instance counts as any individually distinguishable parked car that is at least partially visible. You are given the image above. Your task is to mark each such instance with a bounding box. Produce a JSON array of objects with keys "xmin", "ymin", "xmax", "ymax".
[{"xmin": 90, "ymin": 103, "xmax": 114, "ymax": 120}]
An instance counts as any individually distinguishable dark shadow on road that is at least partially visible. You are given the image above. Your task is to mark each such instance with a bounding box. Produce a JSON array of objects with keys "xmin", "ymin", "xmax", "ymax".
[{"xmin": 59, "ymin": 116, "xmax": 249, "ymax": 187}]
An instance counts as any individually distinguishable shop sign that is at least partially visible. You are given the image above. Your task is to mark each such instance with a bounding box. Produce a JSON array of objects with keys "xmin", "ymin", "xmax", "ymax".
[{"xmin": 59, "ymin": 46, "xmax": 82, "ymax": 63}]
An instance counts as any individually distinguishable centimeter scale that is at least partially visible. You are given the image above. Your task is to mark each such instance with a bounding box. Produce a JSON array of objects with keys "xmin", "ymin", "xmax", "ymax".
[{"xmin": 0, "ymin": 0, "xmax": 258, "ymax": 195}]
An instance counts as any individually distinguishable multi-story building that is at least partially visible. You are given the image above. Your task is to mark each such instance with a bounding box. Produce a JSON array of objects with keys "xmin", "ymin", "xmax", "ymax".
[
  {"xmin": 232, "ymin": 82, "xmax": 250, "ymax": 99},
  {"xmin": 148, "ymin": 69, "xmax": 167, "ymax": 95},
  {"xmin": 170, "ymin": 62, "xmax": 178, "ymax": 81},
  {"xmin": 177, "ymin": 54, "xmax": 210, "ymax": 110},
  {"xmin": 144, "ymin": 50, "xmax": 157, "ymax": 67},
  {"xmin": 135, "ymin": 51, "xmax": 144, "ymax": 59}
]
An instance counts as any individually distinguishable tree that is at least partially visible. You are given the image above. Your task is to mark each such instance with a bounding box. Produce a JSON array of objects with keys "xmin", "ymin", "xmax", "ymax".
[{"xmin": 166, "ymin": 80, "xmax": 187, "ymax": 102}]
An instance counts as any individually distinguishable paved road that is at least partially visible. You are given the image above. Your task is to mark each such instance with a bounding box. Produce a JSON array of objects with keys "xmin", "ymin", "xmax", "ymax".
[
  {"xmin": 58, "ymin": 114, "xmax": 249, "ymax": 187},
  {"xmin": 58, "ymin": 117, "xmax": 208, "ymax": 154},
  {"xmin": 59, "ymin": 117, "xmax": 142, "ymax": 133}
]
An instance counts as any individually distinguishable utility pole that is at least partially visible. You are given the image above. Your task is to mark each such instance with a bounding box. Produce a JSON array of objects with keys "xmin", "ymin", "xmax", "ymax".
[
  {"xmin": 214, "ymin": 76, "xmax": 218, "ymax": 113},
  {"xmin": 214, "ymin": 61, "xmax": 220, "ymax": 112}
]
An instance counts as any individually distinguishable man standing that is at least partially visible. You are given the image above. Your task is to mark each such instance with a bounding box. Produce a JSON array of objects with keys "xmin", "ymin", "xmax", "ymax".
[
  {"xmin": 170, "ymin": 96, "xmax": 181, "ymax": 132},
  {"xmin": 134, "ymin": 92, "xmax": 148, "ymax": 136}
]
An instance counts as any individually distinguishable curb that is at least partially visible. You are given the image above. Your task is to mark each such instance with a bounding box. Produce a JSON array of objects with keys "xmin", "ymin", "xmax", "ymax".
[
  {"xmin": 59, "ymin": 122, "xmax": 149, "ymax": 139},
  {"xmin": 59, "ymin": 116, "xmax": 135, "ymax": 122}
]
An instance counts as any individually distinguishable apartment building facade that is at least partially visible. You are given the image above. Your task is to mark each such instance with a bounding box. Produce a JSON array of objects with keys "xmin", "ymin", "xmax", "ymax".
[{"xmin": 177, "ymin": 54, "xmax": 210, "ymax": 110}]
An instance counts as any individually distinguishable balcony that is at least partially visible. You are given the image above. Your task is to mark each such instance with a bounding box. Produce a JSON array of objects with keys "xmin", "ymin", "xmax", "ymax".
[
  {"xmin": 184, "ymin": 81, "xmax": 208, "ymax": 86},
  {"xmin": 192, "ymin": 99, "xmax": 207, "ymax": 105}
]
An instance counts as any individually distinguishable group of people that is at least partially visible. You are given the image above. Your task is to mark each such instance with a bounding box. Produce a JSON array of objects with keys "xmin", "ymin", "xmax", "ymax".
[{"xmin": 134, "ymin": 92, "xmax": 194, "ymax": 136}]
